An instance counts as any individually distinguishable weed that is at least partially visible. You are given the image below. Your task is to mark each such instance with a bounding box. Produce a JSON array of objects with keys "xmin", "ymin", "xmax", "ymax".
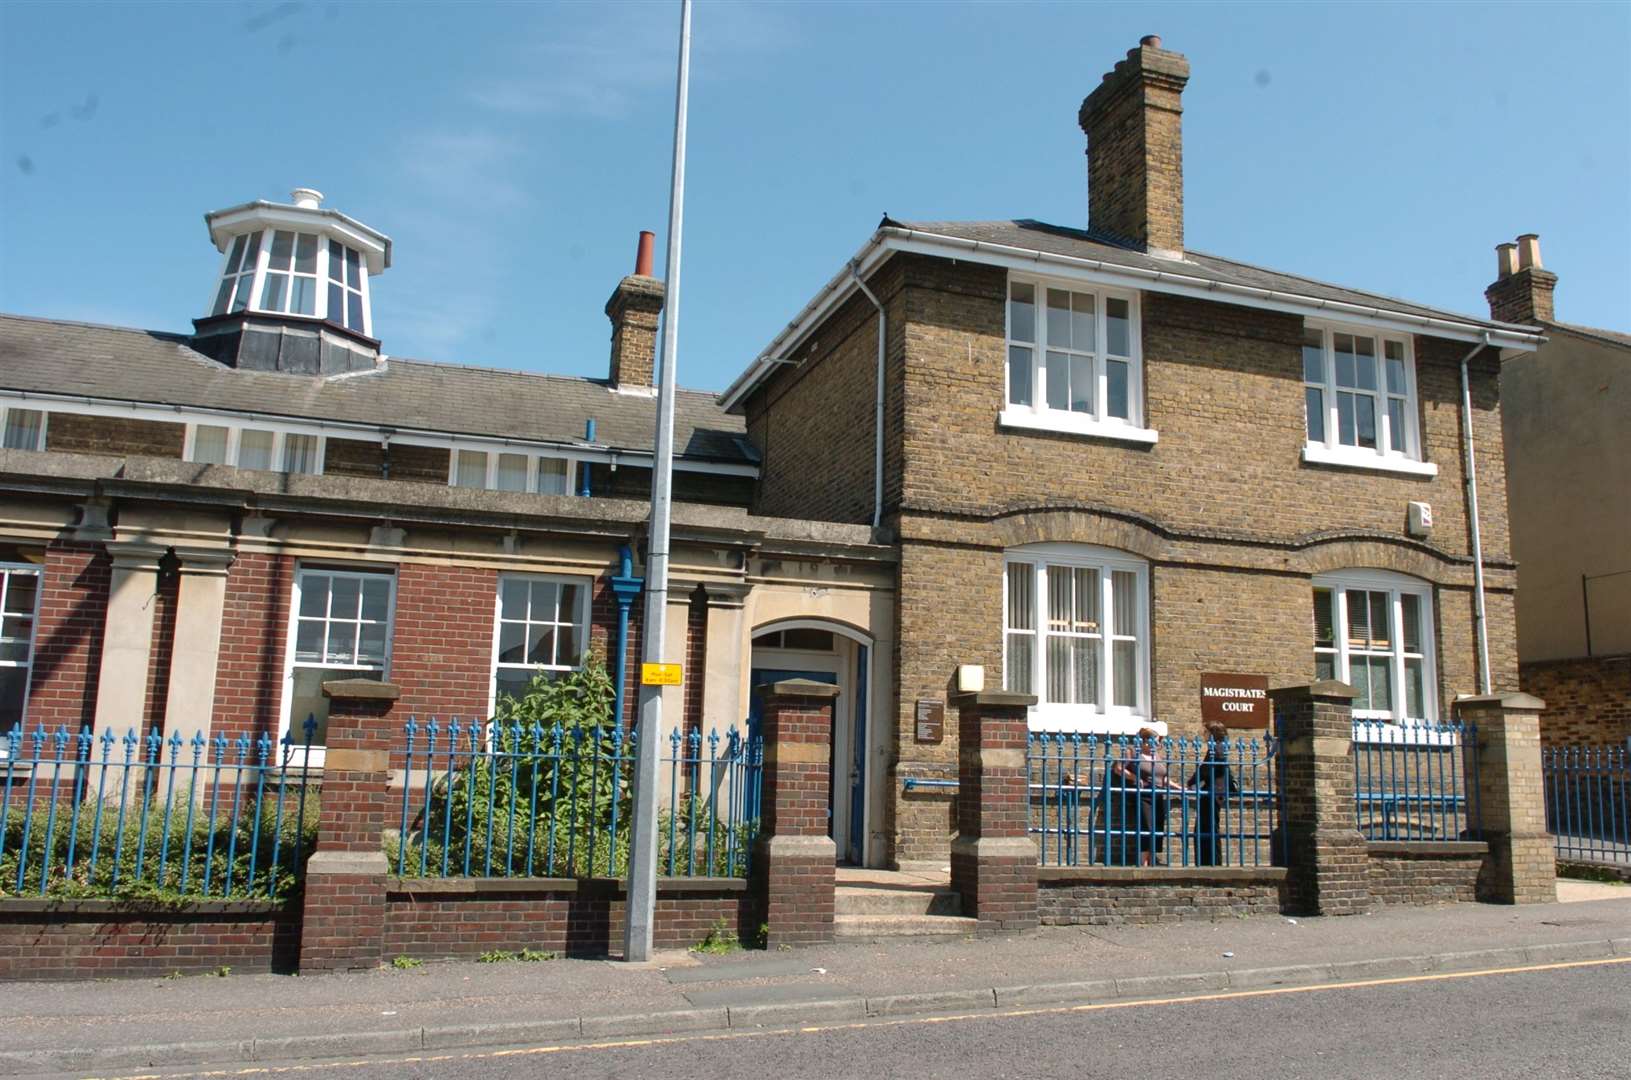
[
  {"xmin": 475, "ymin": 947, "xmax": 557, "ymax": 964},
  {"xmin": 213, "ymin": 965, "xmax": 231, "ymax": 978},
  {"xmin": 692, "ymin": 918, "xmax": 741, "ymax": 955},
  {"xmin": 391, "ymin": 955, "xmax": 424, "ymax": 970}
]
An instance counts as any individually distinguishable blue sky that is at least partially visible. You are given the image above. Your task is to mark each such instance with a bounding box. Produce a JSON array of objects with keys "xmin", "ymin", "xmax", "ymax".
[{"xmin": 2, "ymin": 1, "xmax": 1627, "ymax": 393}]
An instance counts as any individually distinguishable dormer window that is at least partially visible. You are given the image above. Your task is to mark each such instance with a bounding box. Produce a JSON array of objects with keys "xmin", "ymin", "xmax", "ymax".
[{"xmin": 212, "ymin": 231, "xmax": 263, "ymax": 315}]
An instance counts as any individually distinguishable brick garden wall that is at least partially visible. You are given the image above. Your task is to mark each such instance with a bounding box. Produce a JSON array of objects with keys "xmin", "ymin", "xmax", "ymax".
[
  {"xmin": 1036, "ymin": 867, "xmax": 1286, "ymax": 925},
  {"xmin": 384, "ymin": 880, "xmax": 753, "ymax": 959},
  {"xmin": 1521, "ymin": 655, "xmax": 1631, "ymax": 747},
  {"xmin": 1366, "ymin": 843, "xmax": 1486, "ymax": 906},
  {"xmin": 0, "ymin": 901, "xmax": 300, "ymax": 980}
]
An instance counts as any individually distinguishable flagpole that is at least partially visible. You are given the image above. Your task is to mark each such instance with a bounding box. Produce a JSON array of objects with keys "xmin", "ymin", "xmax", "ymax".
[{"xmin": 623, "ymin": 0, "xmax": 691, "ymax": 963}]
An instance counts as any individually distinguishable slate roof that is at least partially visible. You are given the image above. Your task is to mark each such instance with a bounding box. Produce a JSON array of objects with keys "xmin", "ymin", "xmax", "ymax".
[
  {"xmin": 1547, "ymin": 320, "xmax": 1631, "ymax": 351},
  {"xmin": 0, "ymin": 314, "xmax": 752, "ymax": 465},
  {"xmin": 896, "ymin": 219, "xmax": 1535, "ymax": 334}
]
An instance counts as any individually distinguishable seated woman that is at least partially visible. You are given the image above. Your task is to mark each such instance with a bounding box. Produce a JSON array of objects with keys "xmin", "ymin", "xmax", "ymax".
[{"xmin": 1098, "ymin": 726, "xmax": 1186, "ymax": 867}]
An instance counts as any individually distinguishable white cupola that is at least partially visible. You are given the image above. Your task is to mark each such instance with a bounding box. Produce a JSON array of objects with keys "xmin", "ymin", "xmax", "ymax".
[{"xmin": 194, "ymin": 188, "xmax": 392, "ymax": 375}]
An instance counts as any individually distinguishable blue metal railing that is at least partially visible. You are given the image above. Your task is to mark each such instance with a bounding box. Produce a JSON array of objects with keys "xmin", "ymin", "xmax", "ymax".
[
  {"xmin": 0, "ymin": 719, "xmax": 318, "ymax": 900},
  {"xmin": 1544, "ymin": 744, "xmax": 1630, "ymax": 865},
  {"xmin": 394, "ymin": 719, "xmax": 762, "ymax": 880},
  {"xmin": 1027, "ymin": 733, "xmax": 1280, "ymax": 868},
  {"xmin": 1352, "ymin": 719, "xmax": 1479, "ymax": 841}
]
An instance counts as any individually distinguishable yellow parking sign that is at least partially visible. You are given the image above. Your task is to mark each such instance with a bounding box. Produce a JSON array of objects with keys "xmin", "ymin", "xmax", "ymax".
[{"xmin": 641, "ymin": 662, "xmax": 683, "ymax": 686}]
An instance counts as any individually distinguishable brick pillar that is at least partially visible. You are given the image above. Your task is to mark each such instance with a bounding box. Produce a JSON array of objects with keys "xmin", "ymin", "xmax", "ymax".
[
  {"xmin": 298, "ymin": 679, "xmax": 400, "ymax": 972},
  {"xmin": 1272, "ymin": 681, "xmax": 1372, "ymax": 916},
  {"xmin": 750, "ymin": 680, "xmax": 838, "ymax": 948},
  {"xmin": 1457, "ymin": 692, "xmax": 1557, "ymax": 904},
  {"xmin": 950, "ymin": 691, "xmax": 1038, "ymax": 934}
]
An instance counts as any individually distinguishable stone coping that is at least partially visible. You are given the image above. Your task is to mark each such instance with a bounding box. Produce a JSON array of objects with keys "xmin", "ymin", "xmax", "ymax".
[
  {"xmin": 1036, "ymin": 865, "xmax": 1287, "ymax": 885},
  {"xmin": 386, "ymin": 876, "xmax": 749, "ymax": 897},
  {"xmin": 1269, "ymin": 680, "xmax": 1358, "ymax": 701},
  {"xmin": 322, "ymin": 678, "xmax": 402, "ymax": 701},
  {"xmin": 1367, "ymin": 841, "xmax": 1490, "ymax": 858},
  {"xmin": 0, "ymin": 897, "xmax": 289, "ymax": 917},
  {"xmin": 755, "ymin": 679, "xmax": 840, "ymax": 700},
  {"xmin": 951, "ymin": 691, "xmax": 1039, "ymax": 709}
]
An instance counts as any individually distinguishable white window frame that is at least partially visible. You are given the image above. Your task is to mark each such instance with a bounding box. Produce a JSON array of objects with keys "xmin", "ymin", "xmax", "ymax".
[
  {"xmin": 184, "ymin": 421, "xmax": 326, "ymax": 476},
  {"xmin": 1301, "ymin": 321, "xmax": 1436, "ymax": 477},
  {"xmin": 208, "ymin": 229, "xmax": 374, "ymax": 336},
  {"xmin": 447, "ymin": 447, "xmax": 578, "ymax": 495},
  {"xmin": 1313, "ymin": 569, "xmax": 1438, "ymax": 730},
  {"xmin": 1, "ymin": 407, "xmax": 47, "ymax": 452},
  {"xmin": 278, "ymin": 565, "xmax": 397, "ymax": 766},
  {"xmin": 0, "ymin": 561, "xmax": 43, "ymax": 754},
  {"xmin": 1003, "ymin": 543, "xmax": 1151, "ymax": 733},
  {"xmin": 488, "ymin": 572, "xmax": 593, "ymax": 715},
  {"xmin": 1000, "ymin": 273, "xmax": 1157, "ymax": 445}
]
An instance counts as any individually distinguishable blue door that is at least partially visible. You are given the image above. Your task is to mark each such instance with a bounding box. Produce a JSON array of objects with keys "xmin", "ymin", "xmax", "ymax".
[{"xmin": 848, "ymin": 646, "xmax": 868, "ymax": 865}]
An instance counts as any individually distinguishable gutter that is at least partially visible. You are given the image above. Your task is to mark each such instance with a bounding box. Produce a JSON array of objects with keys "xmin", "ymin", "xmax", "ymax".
[{"xmin": 718, "ymin": 228, "xmax": 1545, "ymax": 413}]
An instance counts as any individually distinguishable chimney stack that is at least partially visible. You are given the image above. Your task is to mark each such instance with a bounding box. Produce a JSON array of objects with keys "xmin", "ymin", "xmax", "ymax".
[
  {"xmin": 606, "ymin": 230, "xmax": 664, "ymax": 392},
  {"xmin": 1078, "ymin": 35, "xmax": 1191, "ymax": 258},
  {"xmin": 1485, "ymin": 233, "xmax": 1557, "ymax": 325}
]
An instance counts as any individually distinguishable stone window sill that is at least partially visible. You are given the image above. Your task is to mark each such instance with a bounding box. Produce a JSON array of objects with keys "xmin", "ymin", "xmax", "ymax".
[
  {"xmin": 999, "ymin": 408, "xmax": 1159, "ymax": 445},
  {"xmin": 1301, "ymin": 444, "xmax": 1438, "ymax": 478}
]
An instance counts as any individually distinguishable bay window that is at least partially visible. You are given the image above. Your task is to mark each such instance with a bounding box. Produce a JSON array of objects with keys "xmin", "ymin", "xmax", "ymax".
[
  {"xmin": 1003, "ymin": 544, "xmax": 1149, "ymax": 731},
  {"xmin": 1303, "ymin": 323, "xmax": 1429, "ymax": 473},
  {"xmin": 491, "ymin": 574, "xmax": 590, "ymax": 709},
  {"xmin": 1002, "ymin": 275, "xmax": 1151, "ymax": 441},
  {"xmin": 283, "ymin": 568, "xmax": 395, "ymax": 755},
  {"xmin": 1313, "ymin": 570, "xmax": 1436, "ymax": 724}
]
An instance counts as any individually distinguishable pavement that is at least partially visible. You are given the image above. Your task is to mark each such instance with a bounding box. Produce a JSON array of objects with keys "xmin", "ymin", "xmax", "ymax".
[{"xmin": 1, "ymin": 882, "xmax": 1627, "ymax": 1077}]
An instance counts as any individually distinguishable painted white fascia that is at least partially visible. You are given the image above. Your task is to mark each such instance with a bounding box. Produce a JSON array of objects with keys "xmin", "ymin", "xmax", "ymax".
[
  {"xmin": 718, "ymin": 227, "xmax": 1545, "ymax": 413},
  {"xmin": 204, "ymin": 202, "xmax": 392, "ymax": 274}
]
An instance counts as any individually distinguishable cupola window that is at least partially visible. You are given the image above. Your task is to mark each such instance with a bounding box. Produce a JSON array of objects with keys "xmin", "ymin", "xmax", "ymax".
[
  {"xmin": 260, "ymin": 230, "xmax": 321, "ymax": 316},
  {"xmin": 211, "ymin": 231, "xmax": 263, "ymax": 315},
  {"xmin": 327, "ymin": 241, "xmax": 366, "ymax": 332}
]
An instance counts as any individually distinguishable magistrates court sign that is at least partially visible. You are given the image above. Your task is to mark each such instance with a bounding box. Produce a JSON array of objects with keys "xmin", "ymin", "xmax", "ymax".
[{"xmin": 1198, "ymin": 672, "xmax": 1270, "ymax": 728}]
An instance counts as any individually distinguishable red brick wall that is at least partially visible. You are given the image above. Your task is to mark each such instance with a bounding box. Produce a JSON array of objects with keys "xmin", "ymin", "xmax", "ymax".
[
  {"xmin": 391, "ymin": 563, "xmax": 495, "ymax": 725},
  {"xmin": 1523, "ymin": 654, "xmax": 1631, "ymax": 747},
  {"xmin": 0, "ymin": 902, "xmax": 300, "ymax": 979},
  {"xmin": 589, "ymin": 576, "xmax": 641, "ymax": 729},
  {"xmin": 25, "ymin": 542, "xmax": 109, "ymax": 732},
  {"xmin": 143, "ymin": 561, "xmax": 178, "ymax": 735},
  {"xmin": 211, "ymin": 552, "xmax": 294, "ymax": 745},
  {"xmin": 384, "ymin": 882, "xmax": 751, "ymax": 958}
]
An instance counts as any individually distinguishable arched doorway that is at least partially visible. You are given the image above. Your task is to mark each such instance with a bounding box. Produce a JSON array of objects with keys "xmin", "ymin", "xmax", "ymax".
[{"xmin": 749, "ymin": 619, "xmax": 873, "ymax": 866}]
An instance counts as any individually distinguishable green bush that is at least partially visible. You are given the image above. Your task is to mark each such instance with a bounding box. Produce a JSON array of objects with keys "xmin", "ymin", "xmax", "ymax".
[{"xmin": 0, "ymin": 783, "xmax": 318, "ymax": 901}]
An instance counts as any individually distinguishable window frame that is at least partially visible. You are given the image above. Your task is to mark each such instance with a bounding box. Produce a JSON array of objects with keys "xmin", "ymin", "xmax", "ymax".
[
  {"xmin": 1002, "ymin": 543, "xmax": 1151, "ymax": 733},
  {"xmin": 488, "ymin": 572, "xmax": 593, "ymax": 715},
  {"xmin": 208, "ymin": 228, "xmax": 373, "ymax": 336},
  {"xmin": 184, "ymin": 421, "xmax": 326, "ymax": 476},
  {"xmin": 1301, "ymin": 321, "xmax": 1431, "ymax": 473},
  {"xmin": 278, "ymin": 565, "xmax": 397, "ymax": 765},
  {"xmin": 447, "ymin": 447, "xmax": 579, "ymax": 495},
  {"xmin": 1312, "ymin": 569, "xmax": 1438, "ymax": 727},
  {"xmin": 1000, "ymin": 273, "xmax": 1155, "ymax": 443},
  {"xmin": 0, "ymin": 561, "xmax": 43, "ymax": 753},
  {"xmin": 1, "ymin": 407, "xmax": 47, "ymax": 452}
]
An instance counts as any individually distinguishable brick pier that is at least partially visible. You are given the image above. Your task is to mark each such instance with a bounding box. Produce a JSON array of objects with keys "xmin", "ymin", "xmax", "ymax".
[{"xmin": 750, "ymin": 680, "xmax": 840, "ymax": 948}]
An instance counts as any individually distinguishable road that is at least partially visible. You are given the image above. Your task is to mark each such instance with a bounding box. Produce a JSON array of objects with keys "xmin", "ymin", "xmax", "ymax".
[{"xmin": 75, "ymin": 959, "xmax": 1629, "ymax": 1080}]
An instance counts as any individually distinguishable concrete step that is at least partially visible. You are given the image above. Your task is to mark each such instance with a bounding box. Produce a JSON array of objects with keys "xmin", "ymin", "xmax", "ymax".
[
  {"xmin": 834, "ymin": 885, "xmax": 963, "ymax": 917},
  {"xmin": 832, "ymin": 913, "xmax": 979, "ymax": 941}
]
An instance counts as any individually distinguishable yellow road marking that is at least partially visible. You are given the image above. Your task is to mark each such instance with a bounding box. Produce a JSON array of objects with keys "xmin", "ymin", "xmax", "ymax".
[{"xmin": 76, "ymin": 955, "xmax": 1631, "ymax": 1080}]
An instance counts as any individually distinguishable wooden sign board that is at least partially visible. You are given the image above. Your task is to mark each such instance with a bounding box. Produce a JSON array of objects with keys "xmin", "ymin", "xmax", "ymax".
[
  {"xmin": 915, "ymin": 698, "xmax": 945, "ymax": 744},
  {"xmin": 641, "ymin": 662, "xmax": 683, "ymax": 686},
  {"xmin": 1199, "ymin": 672, "xmax": 1270, "ymax": 728}
]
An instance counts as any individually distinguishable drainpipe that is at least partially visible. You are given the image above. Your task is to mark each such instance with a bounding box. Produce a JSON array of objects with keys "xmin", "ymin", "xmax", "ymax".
[
  {"xmin": 609, "ymin": 545, "xmax": 644, "ymax": 728},
  {"xmin": 1460, "ymin": 333, "xmax": 1493, "ymax": 694},
  {"xmin": 849, "ymin": 261, "xmax": 886, "ymax": 531},
  {"xmin": 580, "ymin": 418, "xmax": 596, "ymax": 498}
]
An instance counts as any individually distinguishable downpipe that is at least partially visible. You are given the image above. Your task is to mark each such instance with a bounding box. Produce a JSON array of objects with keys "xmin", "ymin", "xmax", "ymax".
[{"xmin": 1460, "ymin": 332, "xmax": 1494, "ymax": 695}]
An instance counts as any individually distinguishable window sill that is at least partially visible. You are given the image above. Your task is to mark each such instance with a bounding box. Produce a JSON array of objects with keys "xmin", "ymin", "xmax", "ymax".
[
  {"xmin": 1026, "ymin": 709, "xmax": 1156, "ymax": 736},
  {"xmin": 999, "ymin": 408, "xmax": 1159, "ymax": 445},
  {"xmin": 1301, "ymin": 445, "xmax": 1438, "ymax": 477}
]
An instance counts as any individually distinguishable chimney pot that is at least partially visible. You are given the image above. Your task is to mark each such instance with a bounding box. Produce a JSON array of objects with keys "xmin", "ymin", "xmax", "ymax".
[
  {"xmin": 1516, "ymin": 233, "xmax": 1542, "ymax": 270},
  {"xmin": 1495, "ymin": 243, "xmax": 1518, "ymax": 280},
  {"xmin": 290, "ymin": 187, "xmax": 323, "ymax": 209},
  {"xmin": 635, "ymin": 230, "xmax": 655, "ymax": 277},
  {"xmin": 1140, "ymin": 34, "xmax": 1162, "ymax": 48}
]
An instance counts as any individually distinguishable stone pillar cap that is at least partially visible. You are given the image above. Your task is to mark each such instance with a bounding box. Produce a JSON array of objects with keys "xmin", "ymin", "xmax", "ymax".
[
  {"xmin": 951, "ymin": 690, "xmax": 1038, "ymax": 708},
  {"xmin": 322, "ymin": 679, "xmax": 402, "ymax": 701},
  {"xmin": 1269, "ymin": 680, "xmax": 1358, "ymax": 701},
  {"xmin": 754, "ymin": 679, "xmax": 840, "ymax": 700},
  {"xmin": 1455, "ymin": 691, "xmax": 1545, "ymax": 711}
]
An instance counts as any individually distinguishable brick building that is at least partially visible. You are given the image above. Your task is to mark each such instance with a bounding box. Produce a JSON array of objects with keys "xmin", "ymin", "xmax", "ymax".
[
  {"xmin": 0, "ymin": 36, "xmax": 1555, "ymax": 877},
  {"xmin": 719, "ymin": 36, "xmax": 1544, "ymax": 867},
  {"xmin": 1486, "ymin": 236, "xmax": 1631, "ymax": 746}
]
